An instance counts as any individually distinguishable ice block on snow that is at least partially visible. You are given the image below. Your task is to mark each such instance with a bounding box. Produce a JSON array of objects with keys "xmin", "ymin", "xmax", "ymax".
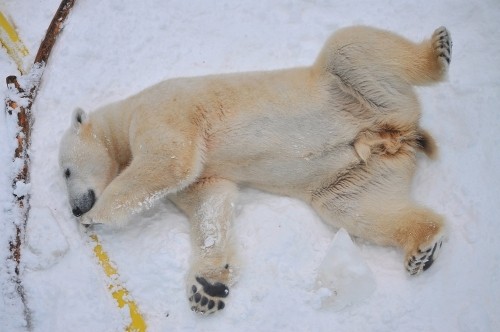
[{"xmin": 315, "ymin": 228, "xmax": 376, "ymax": 310}]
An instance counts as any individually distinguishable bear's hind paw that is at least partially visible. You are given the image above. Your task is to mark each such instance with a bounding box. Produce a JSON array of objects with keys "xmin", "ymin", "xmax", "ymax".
[
  {"xmin": 432, "ymin": 26, "xmax": 452, "ymax": 70},
  {"xmin": 406, "ymin": 236, "xmax": 444, "ymax": 275}
]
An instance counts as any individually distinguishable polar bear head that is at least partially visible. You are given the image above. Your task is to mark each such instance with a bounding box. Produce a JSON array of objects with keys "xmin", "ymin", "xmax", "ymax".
[{"xmin": 59, "ymin": 108, "xmax": 119, "ymax": 217}]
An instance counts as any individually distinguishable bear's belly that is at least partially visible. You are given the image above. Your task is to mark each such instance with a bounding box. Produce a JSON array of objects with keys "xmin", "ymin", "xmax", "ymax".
[
  {"xmin": 208, "ymin": 146, "xmax": 359, "ymax": 196},
  {"xmin": 202, "ymin": 112, "xmax": 361, "ymax": 195}
]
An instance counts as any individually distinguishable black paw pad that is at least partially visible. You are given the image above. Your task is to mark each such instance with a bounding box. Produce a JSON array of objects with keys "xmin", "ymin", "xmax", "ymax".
[
  {"xmin": 195, "ymin": 276, "xmax": 229, "ymax": 298},
  {"xmin": 189, "ymin": 276, "xmax": 230, "ymax": 314},
  {"xmin": 422, "ymin": 243, "xmax": 439, "ymax": 271}
]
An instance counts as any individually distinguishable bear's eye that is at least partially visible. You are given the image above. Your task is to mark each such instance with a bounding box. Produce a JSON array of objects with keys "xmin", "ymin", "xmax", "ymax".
[{"xmin": 64, "ymin": 168, "xmax": 71, "ymax": 179}]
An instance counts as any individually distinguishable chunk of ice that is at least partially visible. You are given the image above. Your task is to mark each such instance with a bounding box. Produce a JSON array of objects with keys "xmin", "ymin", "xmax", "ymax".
[{"xmin": 314, "ymin": 228, "xmax": 376, "ymax": 310}]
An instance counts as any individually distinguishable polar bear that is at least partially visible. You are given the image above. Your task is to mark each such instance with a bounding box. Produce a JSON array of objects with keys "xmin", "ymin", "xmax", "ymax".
[{"xmin": 59, "ymin": 26, "xmax": 451, "ymax": 314}]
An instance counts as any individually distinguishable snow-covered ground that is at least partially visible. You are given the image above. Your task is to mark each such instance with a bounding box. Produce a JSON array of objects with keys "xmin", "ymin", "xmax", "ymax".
[{"xmin": 1, "ymin": 0, "xmax": 499, "ymax": 331}]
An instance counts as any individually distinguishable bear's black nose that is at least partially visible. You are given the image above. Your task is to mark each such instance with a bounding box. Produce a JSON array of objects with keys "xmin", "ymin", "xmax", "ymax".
[
  {"xmin": 72, "ymin": 206, "xmax": 83, "ymax": 217},
  {"xmin": 71, "ymin": 189, "xmax": 96, "ymax": 217}
]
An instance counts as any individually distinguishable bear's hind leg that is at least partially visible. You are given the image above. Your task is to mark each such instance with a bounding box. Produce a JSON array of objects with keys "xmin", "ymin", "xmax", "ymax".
[
  {"xmin": 310, "ymin": 153, "xmax": 445, "ymax": 275},
  {"xmin": 313, "ymin": 191, "xmax": 445, "ymax": 275},
  {"xmin": 315, "ymin": 26, "xmax": 452, "ymax": 88},
  {"xmin": 313, "ymin": 26, "xmax": 452, "ymax": 128}
]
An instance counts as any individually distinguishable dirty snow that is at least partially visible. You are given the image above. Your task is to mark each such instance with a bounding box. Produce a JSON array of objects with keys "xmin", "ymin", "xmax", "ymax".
[{"xmin": 1, "ymin": 0, "xmax": 499, "ymax": 331}]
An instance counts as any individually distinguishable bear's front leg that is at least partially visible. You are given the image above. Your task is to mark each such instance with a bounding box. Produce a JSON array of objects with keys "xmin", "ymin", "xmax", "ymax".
[
  {"xmin": 171, "ymin": 178, "xmax": 238, "ymax": 314},
  {"xmin": 82, "ymin": 151, "xmax": 203, "ymax": 226}
]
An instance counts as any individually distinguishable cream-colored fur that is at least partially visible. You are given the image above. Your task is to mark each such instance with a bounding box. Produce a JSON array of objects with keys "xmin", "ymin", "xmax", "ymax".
[{"xmin": 59, "ymin": 26, "xmax": 452, "ymax": 314}]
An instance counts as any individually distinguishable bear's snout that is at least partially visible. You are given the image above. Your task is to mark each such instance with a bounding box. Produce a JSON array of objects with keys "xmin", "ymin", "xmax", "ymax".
[{"xmin": 72, "ymin": 189, "xmax": 96, "ymax": 217}]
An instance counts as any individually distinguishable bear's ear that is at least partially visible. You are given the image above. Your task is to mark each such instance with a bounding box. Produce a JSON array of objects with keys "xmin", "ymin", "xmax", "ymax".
[{"xmin": 72, "ymin": 108, "xmax": 88, "ymax": 130}]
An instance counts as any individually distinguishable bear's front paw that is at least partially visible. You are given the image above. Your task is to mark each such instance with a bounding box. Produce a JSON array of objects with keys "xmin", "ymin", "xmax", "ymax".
[
  {"xmin": 80, "ymin": 214, "xmax": 95, "ymax": 226},
  {"xmin": 79, "ymin": 204, "xmax": 127, "ymax": 227},
  {"xmin": 189, "ymin": 276, "xmax": 229, "ymax": 314},
  {"xmin": 80, "ymin": 210, "xmax": 105, "ymax": 226}
]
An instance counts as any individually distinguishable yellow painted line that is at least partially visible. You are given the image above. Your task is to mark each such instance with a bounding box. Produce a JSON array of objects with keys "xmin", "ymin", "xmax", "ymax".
[
  {"xmin": 0, "ymin": 11, "xmax": 29, "ymax": 74},
  {"xmin": 90, "ymin": 234, "xmax": 147, "ymax": 332}
]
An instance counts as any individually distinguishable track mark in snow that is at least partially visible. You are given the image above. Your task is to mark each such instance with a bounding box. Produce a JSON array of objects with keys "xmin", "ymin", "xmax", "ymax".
[{"xmin": 24, "ymin": 206, "xmax": 69, "ymax": 270}]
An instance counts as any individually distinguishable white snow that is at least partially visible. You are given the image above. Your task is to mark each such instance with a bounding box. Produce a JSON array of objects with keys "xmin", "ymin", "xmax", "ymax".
[
  {"xmin": 1, "ymin": 0, "xmax": 499, "ymax": 331},
  {"xmin": 13, "ymin": 180, "xmax": 31, "ymax": 198}
]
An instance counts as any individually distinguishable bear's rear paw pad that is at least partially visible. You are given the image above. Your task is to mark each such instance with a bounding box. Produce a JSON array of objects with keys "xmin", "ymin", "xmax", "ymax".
[
  {"xmin": 406, "ymin": 237, "xmax": 443, "ymax": 275},
  {"xmin": 432, "ymin": 26, "xmax": 452, "ymax": 68},
  {"xmin": 189, "ymin": 276, "xmax": 229, "ymax": 314}
]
